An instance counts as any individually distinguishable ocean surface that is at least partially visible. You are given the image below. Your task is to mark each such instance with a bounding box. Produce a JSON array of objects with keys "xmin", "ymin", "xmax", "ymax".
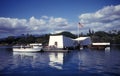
[{"xmin": 0, "ymin": 46, "xmax": 120, "ymax": 76}]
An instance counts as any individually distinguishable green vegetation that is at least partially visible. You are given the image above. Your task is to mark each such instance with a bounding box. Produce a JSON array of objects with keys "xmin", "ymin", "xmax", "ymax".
[
  {"xmin": 0, "ymin": 34, "xmax": 49, "ymax": 46},
  {"xmin": 0, "ymin": 30, "xmax": 120, "ymax": 46}
]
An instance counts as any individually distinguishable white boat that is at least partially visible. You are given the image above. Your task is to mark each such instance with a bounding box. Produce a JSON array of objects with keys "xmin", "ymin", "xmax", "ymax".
[{"xmin": 13, "ymin": 43, "xmax": 43, "ymax": 52}]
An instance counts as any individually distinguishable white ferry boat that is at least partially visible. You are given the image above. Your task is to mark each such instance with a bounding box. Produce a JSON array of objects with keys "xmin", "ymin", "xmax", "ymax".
[{"xmin": 13, "ymin": 43, "xmax": 43, "ymax": 52}]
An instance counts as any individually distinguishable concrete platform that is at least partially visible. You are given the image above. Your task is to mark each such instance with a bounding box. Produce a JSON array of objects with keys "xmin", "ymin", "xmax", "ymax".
[{"xmin": 43, "ymin": 47, "xmax": 70, "ymax": 52}]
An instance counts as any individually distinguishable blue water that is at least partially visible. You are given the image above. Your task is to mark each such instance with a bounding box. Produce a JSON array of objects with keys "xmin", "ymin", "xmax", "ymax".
[{"xmin": 0, "ymin": 46, "xmax": 120, "ymax": 76}]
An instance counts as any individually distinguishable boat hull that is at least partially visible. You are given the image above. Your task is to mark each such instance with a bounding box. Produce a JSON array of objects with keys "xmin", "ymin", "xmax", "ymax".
[{"xmin": 13, "ymin": 47, "xmax": 42, "ymax": 52}]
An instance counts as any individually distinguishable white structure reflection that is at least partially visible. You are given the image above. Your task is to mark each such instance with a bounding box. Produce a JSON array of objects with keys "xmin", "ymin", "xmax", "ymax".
[{"xmin": 49, "ymin": 53, "xmax": 64, "ymax": 70}]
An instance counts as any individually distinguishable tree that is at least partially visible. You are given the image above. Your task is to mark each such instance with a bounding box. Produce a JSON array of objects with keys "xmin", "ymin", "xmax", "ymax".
[
  {"xmin": 6, "ymin": 36, "xmax": 15, "ymax": 44},
  {"xmin": 26, "ymin": 34, "xmax": 35, "ymax": 43}
]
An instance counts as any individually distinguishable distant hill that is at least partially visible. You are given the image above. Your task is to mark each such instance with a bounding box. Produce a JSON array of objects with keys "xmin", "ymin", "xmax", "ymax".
[{"xmin": 51, "ymin": 31, "xmax": 76, "ymax": 39}]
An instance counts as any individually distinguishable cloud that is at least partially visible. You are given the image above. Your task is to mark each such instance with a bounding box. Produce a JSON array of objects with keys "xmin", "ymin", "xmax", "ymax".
[
  {"xmin": 1, "ymin": 4, "xmax": 120, "ymax": 38},
  {"xmin": 41, "ymin": 16, "xmax": 49, "ymax": 19},
  {"xmin": 0, "ymin": 17, "xmax": 27, "ymax": 33},
  {"xmin": 0, "ymin": 16, "xmax": 71, "ymax": 37},
  {"xmin": 79, "ymin": 4, "xmax": 120, "ymax": 32}
]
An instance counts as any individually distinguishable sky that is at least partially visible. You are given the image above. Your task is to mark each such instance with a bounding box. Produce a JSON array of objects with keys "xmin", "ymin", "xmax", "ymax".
[{"xmin": 0, "ymin": 0, "xmax": 120, "ymax": 38}]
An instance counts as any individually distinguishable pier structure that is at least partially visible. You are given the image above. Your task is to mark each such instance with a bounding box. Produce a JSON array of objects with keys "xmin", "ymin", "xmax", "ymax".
[{"xmin": 92, "ymin": 43, "xmax": 110, "ymax": 50}]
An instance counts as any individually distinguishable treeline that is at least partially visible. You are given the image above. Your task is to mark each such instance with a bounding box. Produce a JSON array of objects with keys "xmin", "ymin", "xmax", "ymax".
[
  {"xmin": 0, "ymin": 34, "xmax": 49, "ymax": 46},
  {"xmin": 0, "ymin": 30, "xmax": 120, "ymax": 45},
  {"xmin": 81, "ymin": 29, "xmax": 120, "ymax": 44}
]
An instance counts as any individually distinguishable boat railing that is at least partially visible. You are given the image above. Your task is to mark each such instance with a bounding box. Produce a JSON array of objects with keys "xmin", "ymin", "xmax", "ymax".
[{"xmin": 13, "ymin": 44, "xmax": 42, "ymax": 49}]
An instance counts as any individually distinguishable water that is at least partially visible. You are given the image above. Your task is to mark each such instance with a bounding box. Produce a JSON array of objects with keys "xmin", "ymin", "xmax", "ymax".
[{"xmin": 0, "ymin": 46, "xmax": 120, "ymax": 76}]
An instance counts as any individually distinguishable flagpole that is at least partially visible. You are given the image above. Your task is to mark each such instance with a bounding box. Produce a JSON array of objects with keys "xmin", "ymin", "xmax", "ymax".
[
  {"xmin": 78, "ymin": 23, "xmax": 79, "ymax": 38},
  {"xmin": 78, "ymin": 22, "xmax": 83, "ymax": 38},
  {"xmin": 77, "ymin": 22, "xmax": 83, "ymax": 50},
  {"xmin": 77, "ymin": 22, "xmax": 80, "ymax": 50}
]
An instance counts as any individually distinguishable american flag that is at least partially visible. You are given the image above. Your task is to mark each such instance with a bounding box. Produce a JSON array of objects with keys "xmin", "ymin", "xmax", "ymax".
[{"xmin": 78, "ymin": 22, "xmax": 83, "ymax": 28}]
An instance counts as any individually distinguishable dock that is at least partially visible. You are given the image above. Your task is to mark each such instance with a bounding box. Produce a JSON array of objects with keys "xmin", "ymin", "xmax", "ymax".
[
  {"xmin": 43, "ymin": 47, "xmax": 70, "ymax": 52},
  {"xmin": 91, "ymin": 42, "xmax": 110, "ymax": 50}
]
